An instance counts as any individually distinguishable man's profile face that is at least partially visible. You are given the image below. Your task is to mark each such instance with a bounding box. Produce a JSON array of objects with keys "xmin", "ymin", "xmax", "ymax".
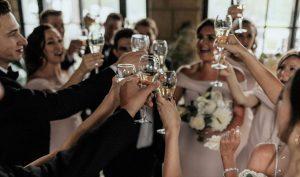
[
  {"xmin": 45, "ymin": 15, "xmax": 65, "ymax": 37},
  {"xmin": 0, "ymin": 12, "xmax": 27, "ymax": 68},
  {"xmin": 114, "ymin": 37, "xmax": 131, "ymax": 58}
]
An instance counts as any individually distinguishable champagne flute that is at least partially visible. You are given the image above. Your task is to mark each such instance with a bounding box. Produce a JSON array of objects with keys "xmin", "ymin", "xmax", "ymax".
[
  {"xmin": 212, "ymin": 14, "xmax": 232, "ymax": 70},
  {"xmin": 131, "ymin": 34, "xmax": 150, "ymax": 52},
  {"xmin": 211, "ymin": 40, "xmax": 224, "ymax": 87},
  {"xmin": 88, "ymin": 24, "xmax": 104, "ymax": 73},
  {"xmin": 79, "ymin": 28, "xmax": 88, "ymax": 56},
  {"xmin": 157, "ymin": 70, "xmax": 177, "ymax": 134},
  {"xmin": 151, "ymin": 40, "xmax": 168, "ymax": 72},
  {"xmin": 116, "ymin": 64, "xmax": 136, "ymax": 82},
  {"xmin": 233, "ymin": 0, "xmax": 247, "ymax": 33},
  {"xmin": 135, "ymin": 55, "xmax": 160, "ymax": 124}
]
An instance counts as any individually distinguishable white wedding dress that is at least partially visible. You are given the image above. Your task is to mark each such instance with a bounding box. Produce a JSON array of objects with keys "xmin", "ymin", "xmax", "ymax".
[{"xmin": 177, "ymin": 66, "xmax": 253, "ymax": 177}]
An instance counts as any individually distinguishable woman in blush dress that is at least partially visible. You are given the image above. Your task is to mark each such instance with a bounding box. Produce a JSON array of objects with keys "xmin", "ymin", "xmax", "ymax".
[
  {"xmin": 24, "ymin": 24, "xmax": 103, "ymax": 153},
  {"xmin": 221, "ymin": 50, "xmax": 300, "ymax": 170},
  {"xmin": 174, "ymin": 19, "xmax": 252, "ymax": 177}
]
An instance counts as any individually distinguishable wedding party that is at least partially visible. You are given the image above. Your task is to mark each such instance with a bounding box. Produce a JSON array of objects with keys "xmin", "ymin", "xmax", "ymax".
[{"xmin": 0, "ymin": 0, "xmax": 300, "ymax": 177}]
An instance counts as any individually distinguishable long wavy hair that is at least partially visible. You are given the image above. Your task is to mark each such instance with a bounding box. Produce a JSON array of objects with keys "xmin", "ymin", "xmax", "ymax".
[{"xmin": 25, "ymin": 24, "xmax": 53, "ymax": 79}]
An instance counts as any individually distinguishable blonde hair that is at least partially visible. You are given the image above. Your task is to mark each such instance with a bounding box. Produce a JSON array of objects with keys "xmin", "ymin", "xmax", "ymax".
[
  {"xmin": 169, "ymin": 29, "xmax": 199, "ymax": 70},
  {"xmin": 277, "ymin": 49, "xmax": 300, "ymax": 70}
]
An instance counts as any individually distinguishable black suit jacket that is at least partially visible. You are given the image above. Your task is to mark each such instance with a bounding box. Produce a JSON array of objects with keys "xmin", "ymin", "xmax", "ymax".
[
  {"xmin": 0, "ymin": 109, "xmax": 138, "ymax": 177},
  {"xmin": 0, "ymin": 68, "xmax": 115, "ymax": 165},
  {"xmin": 103, "ymin": 101, "xmax": 165, "ymax": 177}
]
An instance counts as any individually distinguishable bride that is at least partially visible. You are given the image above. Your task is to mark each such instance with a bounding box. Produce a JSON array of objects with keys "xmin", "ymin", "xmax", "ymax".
[{"xmin": 174, "ymin": 19, "xmax": 252, "ymax": 177}]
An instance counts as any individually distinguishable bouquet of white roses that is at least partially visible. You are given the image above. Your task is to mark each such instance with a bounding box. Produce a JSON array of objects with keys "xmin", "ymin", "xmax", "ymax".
[{"xmin": 181, "ymin": 87, "xmax": 233, "ymax": 142}]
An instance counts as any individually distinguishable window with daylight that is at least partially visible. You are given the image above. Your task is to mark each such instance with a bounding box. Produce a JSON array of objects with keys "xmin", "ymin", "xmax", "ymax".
[{"xmin": 207, "ymin": 0, "xmax": 299, "ymax": 56}]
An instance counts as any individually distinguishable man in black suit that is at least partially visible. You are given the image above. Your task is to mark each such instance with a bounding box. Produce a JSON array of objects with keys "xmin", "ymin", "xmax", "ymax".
[
  {"xmin": 103, "ymin": 29, "xmax": 165, "ymax": 177},
  {"xmin": 0, "ymin": 76, "xmax": 161, "ymax": 177},
  {"xmin": 0, "ymin": 0, "xmax": 116, "ymax": 166}
]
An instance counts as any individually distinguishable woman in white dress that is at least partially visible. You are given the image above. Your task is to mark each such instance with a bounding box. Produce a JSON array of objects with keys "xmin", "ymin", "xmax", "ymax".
[
  {"xmin": 174, "ymin": 19, "xmax": 252, "ymax": 177},
  {"xmin": 24, "ymin": 24, "xmax": 103, "ymax": 152}
]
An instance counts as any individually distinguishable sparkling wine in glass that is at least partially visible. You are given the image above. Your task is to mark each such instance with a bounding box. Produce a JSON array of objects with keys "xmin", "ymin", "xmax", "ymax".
[
  {"xmin": 135, "ymin": 55, "xmax": 160, "ymax": 124},
  {"xmin": 151, "ymin": 40, "xmax": 168, "ymax": 71},
  {"xmin": 233, "ymin": 0, "xmax": 247, "ymax": 33},
  {"xmin": 157, "ymin": 70, "xmax": 177, "ymax": 134},
  {"xmin": 79, "ymin": 28, "xmax": 88, "ymax": 56},
  {"xmin": 212, "ymin": 14, "xmax": 232, "ymax": 70},
  {"xmin": 88, "ymin": 23, "xmax": 104, "ymax": 73},
  {"xmin": 131, "ymin": 34, "xmax": 150, "ymax": 52},
  {"xmin": 116, "ymin": 64, "xmax": 136, "ymax": 82}
]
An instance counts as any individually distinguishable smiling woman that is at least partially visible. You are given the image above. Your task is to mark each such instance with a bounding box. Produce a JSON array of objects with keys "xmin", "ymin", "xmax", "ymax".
[{"xmin": 23, "ymin": 23, "xmax": 103, "ymax": 154}]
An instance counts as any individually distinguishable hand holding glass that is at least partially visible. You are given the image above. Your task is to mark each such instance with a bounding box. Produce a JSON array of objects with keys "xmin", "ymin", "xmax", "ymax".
[
  {"xmin": 233, "ymin": 0, "xmax": 247, "ymax": 33},
  {"xmin": 116, "ymin": 64, "xmax": 136, "ymax": 82},
  {"xmin": 157, "ymin": 71, "xmax": 177, "ymax": 134},
  {"xmin": 135, "ymin": 55, "xmax": 160, "ymax": 124}
]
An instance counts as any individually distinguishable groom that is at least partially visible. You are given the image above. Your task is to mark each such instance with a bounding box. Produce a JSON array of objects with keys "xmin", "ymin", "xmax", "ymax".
[{"xmin": 0, "ymin": 0, "xmax": 144, "ymax": 166}]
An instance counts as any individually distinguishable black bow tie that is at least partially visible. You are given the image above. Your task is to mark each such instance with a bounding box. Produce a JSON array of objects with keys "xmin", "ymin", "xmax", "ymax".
[{"xmin": 7, "ymin": 66, "xmax": 19, "ymax": 81}]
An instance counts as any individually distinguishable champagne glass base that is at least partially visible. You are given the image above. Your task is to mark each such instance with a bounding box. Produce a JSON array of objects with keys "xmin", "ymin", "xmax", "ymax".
[
  {"xmin": 210, "ymin": 81, "xmax": 223, "ymax": 87},
  {"xmin": 134, "ymin": 118, "xmax": 152, "ymax": 124},
  {"xmin": 156, "ymin": 128, "xmax": 165, "ymax": 134},
  {"xmin": 235, "ymin": 29, "xmax": 247, "ymax": 33},
  {"xmin": 211, "ymin": 63, "xmax": 227, "ymax": 70}
]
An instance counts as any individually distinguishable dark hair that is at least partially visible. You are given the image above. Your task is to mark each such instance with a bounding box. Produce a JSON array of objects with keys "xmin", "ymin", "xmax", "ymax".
[
  {"xmin": 196, "ymin": 19, "xmax": 214, "ymax": 35},
  {"xmin": 277, "ymin": 49, "xmax": 300, "ymax": 70},
  {"xmin": 105, "ymin": 12, "xmax": 123, "ymax": 22},
  {"xmin": 0, "ymin": 0, "xmax": 11, "ymax": 16},
  {"xmin": 135, "ymin": 18, "xmax": 158, "ymax": 36},
  {"xmin": 114, "ymin": 28, "xmax": 136, "ymax": 49},
  {"xmin": 25, "ymin": 24, "xmax": 53, "ymax": 78},
  {"xmin": 40, "ymin": 9, "xmax": 62, "ymax": 24},
  {"xmin": 289, "ymin": 69, "xmax": 300, "ymax": 127}
]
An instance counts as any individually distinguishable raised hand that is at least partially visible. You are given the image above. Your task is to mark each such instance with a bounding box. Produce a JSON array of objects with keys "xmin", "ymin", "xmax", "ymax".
[
  {"xmin": 219, "ymin": 62, "xmax": 235, "ymax": 78},
  {"xmin": 78, "ymin": 53, "xmax": 104, "ymax": 73},
  {"xmin": 120, "ymin": 77, "xmax": 159, "ymax": 117},
  {"xmin": 156, "ymin": 96, "xmax": 181, "ymax": 135},
  {"xmin": 219, "ymin": 34, "xmax": 250, "ymax": 60},
  {"xmin": 220, "ymin": 128, "xmax": 241, "ymax": 158},
  {"xmin": 67, "ymin": 39, "xmax": 85, "ymax": 55},
  {"xmin": 227, "ymin": 5, "xmax": 243, "ymax": 20}
]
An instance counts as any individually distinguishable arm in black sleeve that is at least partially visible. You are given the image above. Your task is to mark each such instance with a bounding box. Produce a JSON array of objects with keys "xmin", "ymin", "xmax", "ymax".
[
  {"xmin": 20, "ymin": 109, "xmax": 138, "ymax": 177},
  {"xmin": 0, "ymin": 68, "xmax": 115, "ymax": 122}
]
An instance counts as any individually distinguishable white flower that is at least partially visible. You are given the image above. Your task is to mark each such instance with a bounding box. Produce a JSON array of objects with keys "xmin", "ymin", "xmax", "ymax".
[
  {"xmin": 203, "ymin": 100, "xmax": 217, "ymax": 114},
  {"xmin": 210, "ymin": 107, "xmax": 232, "ymax": 131},
  {"xmin": 204, "ymin": 135, "xmax": 221, "ymax": 151},
  {"xmin": 189, "ymin": 115, "xmax": 205, "ymax": 130},
  {"xmin": 211, "ymin": 90, "xmax": 223, "ymax": 101}
]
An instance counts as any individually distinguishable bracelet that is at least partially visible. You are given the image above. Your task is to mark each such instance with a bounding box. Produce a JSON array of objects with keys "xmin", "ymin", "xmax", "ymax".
[{"xmin": 223, "ymin": 167, "xmax": 239, "ymax": 177}]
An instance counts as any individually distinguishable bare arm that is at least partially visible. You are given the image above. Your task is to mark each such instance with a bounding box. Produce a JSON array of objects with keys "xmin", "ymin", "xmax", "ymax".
[
  {"xmin": 221, "ymin": 64, "xmax": 259, "ymax": 107},
  {"xmin": 221, "ymin": 35, "xmax": 283, "ymax": 104},
  {"xmin": 157, "ymin": 96, "xmax": 182, "ymax": 177},
  {"xmin": 174, "ymin": 86, "xmax": 185, "ymax": 104},
  {"xmin": 61, "ymin": 53, "xmax": 104, "ymax": 89},
  {"xmin": 220, "ymin": 129, "xmax": 241, "ymax": 177}
]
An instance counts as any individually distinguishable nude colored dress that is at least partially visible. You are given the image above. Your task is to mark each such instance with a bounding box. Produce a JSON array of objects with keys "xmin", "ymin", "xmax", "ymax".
[{"xmin": 177, "ymin": 65, "xmax": 253, "ymax": 177}]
